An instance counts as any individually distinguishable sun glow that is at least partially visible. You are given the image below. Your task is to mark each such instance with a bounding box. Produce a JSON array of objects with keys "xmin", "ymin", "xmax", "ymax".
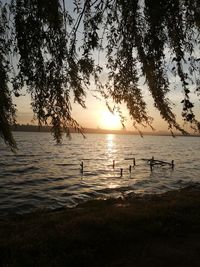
[{"xmin": 99, "ymin": 111, "xmax": 121, "ymax": 130}]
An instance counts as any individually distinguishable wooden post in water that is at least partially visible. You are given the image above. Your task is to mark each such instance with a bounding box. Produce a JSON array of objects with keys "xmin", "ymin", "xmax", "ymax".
[
  {"xmin": 150, "ymin": 157, "xmax": 153, "ymax": 172},
  {"xmin": 80, "ymin": 161, "xmax": 84, "ymax": 174},
  {"xmin": 171, "ymin": 160, "xmax": 174, "ymax": 170},
  {"xmin": 120, "ymin": 168, "xmax": 123, "ymax": 177},
  {"xmin": 133, "ymin": 158, "xmax": 136, "ymax": 167},
  {"xmin": 113, "ymin": 160, "xmax": 115, "ymax": 169},
  {"xmin": 129, "ymin": 165, "xmax": 132, "ymax": 173}
]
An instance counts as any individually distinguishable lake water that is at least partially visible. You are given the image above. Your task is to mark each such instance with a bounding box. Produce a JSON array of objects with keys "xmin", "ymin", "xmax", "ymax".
[{"xmin": 0, "ymin": 132, "xmax": 200, "ymax": 216}]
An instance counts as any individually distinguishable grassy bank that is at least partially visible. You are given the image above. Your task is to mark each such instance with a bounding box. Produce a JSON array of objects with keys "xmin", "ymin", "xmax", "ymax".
[{"xmin": 1, "ymin": 186, "xmax": 200, "ymax": 266}]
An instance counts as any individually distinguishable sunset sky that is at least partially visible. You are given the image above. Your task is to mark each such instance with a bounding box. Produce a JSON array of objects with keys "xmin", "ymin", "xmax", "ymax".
[
  {"xmin": 14, "ymin": 81, "xmax": 195, "ymax": 132},
  {"xmin": 12, "ymin": 0, "xmax": 200, "ymax": 134}
]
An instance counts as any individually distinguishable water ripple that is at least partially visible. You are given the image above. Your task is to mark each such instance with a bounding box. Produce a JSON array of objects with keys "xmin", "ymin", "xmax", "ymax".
[{"xmin": 0, "ymin": 132, "xmax": 199, "ymax": 216}]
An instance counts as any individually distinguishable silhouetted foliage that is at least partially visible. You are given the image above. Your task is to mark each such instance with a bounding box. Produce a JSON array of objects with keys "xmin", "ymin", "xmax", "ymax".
[{"xmin": 1, "ymin": 0, "xmax": 200, "ymax": 149}]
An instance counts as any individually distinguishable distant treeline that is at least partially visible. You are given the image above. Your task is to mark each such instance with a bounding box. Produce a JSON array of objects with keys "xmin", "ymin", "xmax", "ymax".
[
  {"xmin": 11, "ymin": 124, "xmax": 136, "ymax": 135},
  {"xmin": 11, "ymin": 124, "xmax": 200, "ymax": 136},
  {"xmin": 12, "ymin": 124, "xmax": 51, "ymax": 132}
]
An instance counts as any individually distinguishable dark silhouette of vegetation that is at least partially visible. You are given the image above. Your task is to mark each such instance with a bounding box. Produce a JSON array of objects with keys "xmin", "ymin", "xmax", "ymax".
[{"xmin": 1, "ymin": 0, "xmax": 200, "ymax": 149}]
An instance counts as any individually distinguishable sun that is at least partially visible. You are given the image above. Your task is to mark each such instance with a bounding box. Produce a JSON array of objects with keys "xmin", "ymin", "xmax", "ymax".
[{"xmin": 99, "ymin": 111, "xmax": 121, "ymax": 130}]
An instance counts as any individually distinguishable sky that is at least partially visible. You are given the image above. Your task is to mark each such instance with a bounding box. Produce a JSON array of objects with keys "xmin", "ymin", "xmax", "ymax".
[
  {"xmin": 14, "ymin": 82, "xmax": 190, "ymax": 133},
  {"xmin": 13, "ymin": 0, "xmax": 200, "ymax": 134}
]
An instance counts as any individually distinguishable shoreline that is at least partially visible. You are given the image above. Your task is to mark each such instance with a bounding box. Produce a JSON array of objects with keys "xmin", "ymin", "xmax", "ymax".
[
  {"xmin": 11, "ymin": 125, "xmax": 200, "ymax": 137},
  {"xmin": 1, "ymin": 183, "xmax": 199, "ymax": 219},
  {"xmin": 1, "ymin": 186, "xmax": 200, "ymax": 266}
]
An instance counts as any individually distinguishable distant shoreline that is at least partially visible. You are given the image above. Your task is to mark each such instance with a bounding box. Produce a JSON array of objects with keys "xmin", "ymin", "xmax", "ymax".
[{"xmin": 11, "ymin": 124, "xmax": 200, "ymax": 137}]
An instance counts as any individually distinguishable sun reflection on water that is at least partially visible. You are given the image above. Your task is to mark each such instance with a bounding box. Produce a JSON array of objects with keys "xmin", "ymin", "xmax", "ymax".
[
  {"xmin": 106, "ymin": 134, "xmax": 117, "ymax": 182},
  {"xmin": 106, "ymin": 134, "xmax": 114, "ymax": 150},
  {"xmin": 108, "ymin": 182, "xmax": 119, "ymax": 189}
]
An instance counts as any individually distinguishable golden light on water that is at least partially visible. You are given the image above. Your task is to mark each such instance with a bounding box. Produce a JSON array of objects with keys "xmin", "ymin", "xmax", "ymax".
[
  {"xmin": 108, "ymin": 182, "xmax": 119, "ymax": 189},
  {"xmin": 106, "ymin": 134, "xmax": 115, "ymax": 161},
  {"xmin": 106, "ymin": 134, "xmax": 114, "ymax": 149}
]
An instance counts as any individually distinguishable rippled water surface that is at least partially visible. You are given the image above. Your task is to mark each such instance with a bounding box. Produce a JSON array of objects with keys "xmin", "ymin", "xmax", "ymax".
[{"xmin": 0, "ymin": 132, "xmax": 200, "ymax": 216}]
